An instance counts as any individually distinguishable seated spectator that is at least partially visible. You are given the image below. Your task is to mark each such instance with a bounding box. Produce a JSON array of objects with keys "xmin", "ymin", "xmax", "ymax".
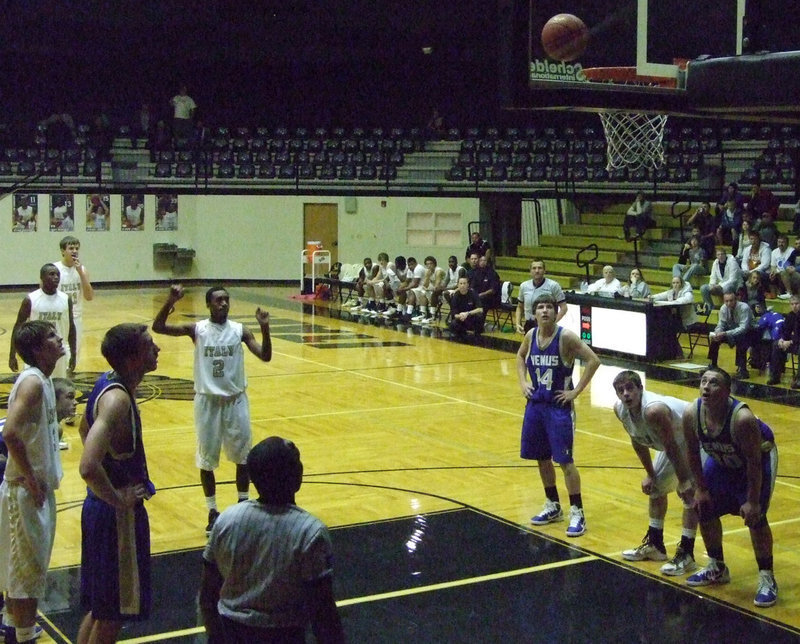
[
  {"xmin": 426, "ymin": 106, "xmax": 445, "ymax": 139},
  {"xmin": 411, "ymin": 256, "xmax": 446, "ymax": 325},
  {"xmin": 751, "ymin": 304, "xmax": 783, "ymax": 373},
  {"xmin": 514, "ymin": 259, "xmax": 567, "ymax": 334},
  {"xmin": 739, "ymin": 229, "xmax": 771, "ymax": 287},
  {"xmin": 715, "ymin": 199, "xmax": 743, "ymax": 252},
  {"xmin": 700, "ymin": 247, "xmax": 743, "ymax": 315},
  {"xmin": 740, "ymin": 271, "xmax": 767, "ymax": 314},
  {"xmin": 622, "ymin": 192, "xmax": 654, "ymax": 241},
  {"xmin": 439, "ymin": 255, "xmax": 466, "ymax": 307},
  {"xmin": 652, "ymin": 275, "xmax": 697, "ymax": 329},
  {"xmin": 767, "ymin": 294, "xmax": 800, "ymax": 386},
  {"xmin": 448, "ymin": 276, "xmax": 485, "ymax": 340},
  {"xmin": 465, "ymin": 232, "xmax": 492, "ymax": 264},
  {"xmin": 623, "ymin": 267, "xmax": 651, "ymax": 298},
  {"xmin": 469, "ymin": 255, "xmax": 501, "ymax": 311},
  {"xmin": 716, "ymin": 181, "xmax": 746, "ymax": 218},
  {"xmin": 769, "ymin": 234, "xmax": 800, "ymax": 299},
  {"xmin": 651, "ymin": 276, "xmax": 697, "ymax": 358},
  {"xmin": 707, "ymin": 288, "xmax": 759, "ymax": 379},
  {"xmin": 349, "ymin": 257, "xmax": 375, "ymax": 313},
  {"xmin": 673, "ymin": 235, "xmax": 708, "ymax": 283},
  {"xmin": 734, "ymin": 219, "xmax": 753, "ymax": 262},
  {"xmin": 587, "ymin": 265, "xmax": 622, "ymax": 296},
  {"xmin": 754, "ymin": 210, "xmax": 778, "ymax": 250},
  {"xmin": 686, "ymin": 202, "xmax": 716, "ymax": 258},
  {"xmin": 400, "ymin": 256, "xmax": 427, "ymax": 322},
  {"xmin": 746, "ymin": 180, "xmax": 779, "ymax": 221}
]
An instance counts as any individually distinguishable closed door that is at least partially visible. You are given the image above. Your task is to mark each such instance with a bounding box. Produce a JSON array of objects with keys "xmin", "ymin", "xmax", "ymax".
[{"xmin": 303, "ymin": 203, "xmax": 338, "ymax": 272}]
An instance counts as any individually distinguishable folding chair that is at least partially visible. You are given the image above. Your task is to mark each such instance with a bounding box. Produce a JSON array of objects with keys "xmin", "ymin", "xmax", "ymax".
[
  {"xmin": 680, "ymin": 304, "xmax": 713, "ymax": 359},
  {"xmin": 490, "ymin": 299, "xmax": 517, "ymax": 332}
]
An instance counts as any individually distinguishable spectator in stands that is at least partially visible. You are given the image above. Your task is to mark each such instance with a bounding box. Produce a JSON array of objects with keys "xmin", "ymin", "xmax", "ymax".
[
  {"xmin": 716, "ymin": 197, "xmax": 743, "ymax": 252},
  {"xmin": 700, "ymin": 248, "xmax": 743, "ymax": 315},
  {"xmin": 751, "ymin": 303, "xmax": 783, "ymax": 373},
  {"xmin": 439, "ymin": 255, "xmax": 466, "ymax": 307},
  {"xmin": 673, "ymin": 235, "xmax": 707, "ymax": 284},
  {"xmin": 686, "ymin": 202, "xmax": 716, "ymax": 258},
  {"xmin": 754, "ymin": 210, "xmax": 779, "ymax": 250},
  {"xmin": 132, "ymin": 102, "xmax": 153, "ymax": 148},
  {"xmin": 465, "ymin": 232, "xmax": 492, "ymax": 264},
  {"xmin": 746, "ymin": 180, "xmax": 779, "ymax": 220},
  {"xmin": 153, "ymin": 120, "xmax": 171, "ymax": 154},
  {"xmin": 734, "ymin": 219, "xmax": 753, "ymax": 262},
  {"xmin": 767, "ymin": 294, "xmax": 800, "ymax": 386},
  {"xmin": 426, "ymin": 106, "xmax": 445, "ymax": 139},
  {"xmin": 448, "ymin": 276, "xmax": 484, "ymax": 340},
  {"xmin": 587, "ymin": 265, "xmax": 622, "ymax": 296},
  {"xmin": 651, "ymin": 275, "xmax": 697, "ymax": 358},
  {"xmin": 39, "ymin": 112, "xmax": 77, "ymax": 147},
  {"xmin": 400, "ymin": 257, "xmax": 427, "ymax": 322},
  {"xmin": 652, "ymin": 276, "xmax": 697, "ymax": 329},
  {"xmin": 707, "ymin": 288, "xmax": 758, "ymax": 379},
  {"xmin": 740, "ymin": 229, "xmax": 771, "ymax": 287},
  {"xmin": 469, "ymin": 255, "xmax": 501, "ymax": 312},
  {"xmin": 411, "ymin": 256, "xmax": 446, "ymax": 325},
  {"xmin": 741, "ymin": 271, "xmax": 767, "ymax": 314},
  {"xmin": 768, "ymin": 234, "xmax": 800, "ymax": 298},
  {"xmin": 623, "ymin": 267, "xmax": 651, "ymax": 298},
  {"xmin": 716, "ymin": 182, "xmax": 746, "ymax": 216},
  {"xmin": 170, "ymin": 84, "xmax": 197, "ymax": 141},
  {"xmin": 622, "ymin": 192, "xmax": 654, "ymax": 241},
  {"xmin": 515, "ymin": 259, "xmax": 567, "ymax": 334},
  {"xmin": 349, "ymin": 258, "xmax": 374, "ymax": 313}
]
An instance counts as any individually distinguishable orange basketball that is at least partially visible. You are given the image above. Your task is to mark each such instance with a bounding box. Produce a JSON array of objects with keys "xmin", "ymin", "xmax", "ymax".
[{"xmin": 541, "ymin": 13, "xmax": 589, "ymax": 62}]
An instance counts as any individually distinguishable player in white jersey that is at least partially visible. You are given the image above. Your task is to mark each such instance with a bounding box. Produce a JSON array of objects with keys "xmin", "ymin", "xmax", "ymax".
[
  {"xmin": 411, "ymin": 256, "xmax": 446, "ymax": 324},
  {"xmin": 0, "ymin": 321, "xmax": 64, "ymax": 644},
  {"xmin": 55, "ymin": 235, "xmax": 94, "ymax": 361},
  {"xmin": 362, "ymin": 252, "xmax": 391, "ymax": 316},
  {"xmin": 153, "ymin": 285, "xmax": 272, "ymax": 535},
  {"xmin": 9, "ymin": 264, "xmax": 75, "ymax": 378},
  {"xmin": 613, "ymin": 370, "xmax": 699, "ymax": 576}
]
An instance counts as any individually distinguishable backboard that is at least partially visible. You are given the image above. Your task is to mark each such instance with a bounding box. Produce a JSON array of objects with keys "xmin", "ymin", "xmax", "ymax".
[{"xmin": 524, "ymin": 0, "xmax": 745, "ymax": 115}]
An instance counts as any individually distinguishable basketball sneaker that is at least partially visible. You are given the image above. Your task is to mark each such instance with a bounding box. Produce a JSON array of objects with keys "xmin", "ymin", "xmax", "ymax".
[
  {"xmin": 686, "ymin": 559, "xmax": 730, "ymax": 586},
  {"xmin": 530, "ymin": 500, "xmax": 562, "ymax": 525},
  {"xmin": 754, "ymin": 570, "xmax": 778, "ymax": 607},
  {"xmin": 205, "ymin": 509, "xmax": 220, "ymax": 536},
  {"xmin": 660, "ymin": 545, "xmax": 696, "ymax": 576},
  {"xmin": 0, "ymin": 623, "xmax": 44, "ymax": 642},
  {"xmin": 622, "ymin": 533, "xmax": 667, "ymax": 561},
  {"xmin": 566, "ymin": 506, "xmax": 586, "ymax": 537},
  {"xmin": 349, "ymin": 302, "xmax": 363, "ymax": 312},
  {"xmin": 410, "ymin": 313, "xmax": 426, "ymax": 323}
]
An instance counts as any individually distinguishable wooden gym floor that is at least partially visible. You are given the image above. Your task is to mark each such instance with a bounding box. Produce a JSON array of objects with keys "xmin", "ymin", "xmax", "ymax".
[{"xmin": 1, "ymin": 284, "xmax": 799, "ymax": 642}]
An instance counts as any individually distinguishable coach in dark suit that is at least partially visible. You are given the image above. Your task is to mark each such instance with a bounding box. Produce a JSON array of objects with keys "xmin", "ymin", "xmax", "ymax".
[{"xmin": 768, "ymin": 295, "xmax": 800, "ymax": 387}]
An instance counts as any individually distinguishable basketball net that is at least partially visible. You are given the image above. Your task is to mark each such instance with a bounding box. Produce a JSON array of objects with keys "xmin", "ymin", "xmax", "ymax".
[{"xmin": 598, "ymin": 111, "xmax": 668, "ymax": 171}]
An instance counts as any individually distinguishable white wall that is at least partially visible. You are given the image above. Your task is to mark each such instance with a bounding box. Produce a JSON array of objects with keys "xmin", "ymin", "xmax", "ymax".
[{"xmin": 0, "ymin": 192, "xmax": 479, "ymax": 286}]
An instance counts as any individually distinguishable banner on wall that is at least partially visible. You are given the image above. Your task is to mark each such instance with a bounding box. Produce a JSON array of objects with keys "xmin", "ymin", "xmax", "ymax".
[
  {"xmin": 50, "ymin": 193, "xmax": 75, "ymax": 232},
  {"xmin": 122, "ymin": 194, "xmax": 145, "ymax": 231},
  {"xmin": 12, "ymin": 194, "xmax": 37, "ymax": 232},
  {"xmin": 155, "ymin": 194, "xmax": 178, "ymax": 231},
  {"xmin": 86, "ymin": 194, "xmax": 110, "ymax": 231}
]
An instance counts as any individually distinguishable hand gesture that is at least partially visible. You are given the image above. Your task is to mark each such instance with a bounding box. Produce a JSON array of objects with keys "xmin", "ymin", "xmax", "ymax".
[
  {"xmin": 168, "ymin": 284, "xmax": 184, "ymax": 302},
  {"xmin": 740, "ymin": 500, "xmax": 761, "ymax": 527},
  {"xmin": 117, "ymin": 483, "xmax": 148, "ymax": 509},
  {"xmin": 255, "ymin": 307, "xmax": 270, "ymax": 326},
  {"xmin": 71, "ymin": 252, "xmax": 82, "ymax": 269},
  {"xmin": 554, "ymin": 388, "xmax": 578, "ymax": 404}
]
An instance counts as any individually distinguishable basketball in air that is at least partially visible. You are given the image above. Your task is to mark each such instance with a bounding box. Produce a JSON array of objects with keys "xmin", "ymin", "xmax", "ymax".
[{"xmin": 541, "ymin": 13, "xmax": 589, "ymax": 62}]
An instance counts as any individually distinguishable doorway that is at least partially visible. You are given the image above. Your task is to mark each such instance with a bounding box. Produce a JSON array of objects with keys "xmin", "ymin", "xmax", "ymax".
[{"xmin": 303, "ymin": 203, "xmax": 339, "ymax": 276}]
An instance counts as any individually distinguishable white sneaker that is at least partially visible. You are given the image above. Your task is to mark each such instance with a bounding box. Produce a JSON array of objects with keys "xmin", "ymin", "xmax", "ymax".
[
  {"xmin": 660, "ymin": 546, "xmax": 696, "ymax": 576},
  {"xmin": 566, "ymin": 506, "xmax": 586, "ymax": 537},
  {"xmin": 421, "ymin": 316, "xmax": 435, "ymax": 325},
  {"xmin": 411, "ymin": 313, "xmax": 426, "ymax": 322},
  {"xmin": 778, "ymin": 293, "xmax": 792, "ymax": 300},
  {"xmin": 622, "ymin": 533, "xmax": 667, "ymax": 561},
  {"xmin": 349, "ymin": 303, "xmax": 363, "ymax": 312}
]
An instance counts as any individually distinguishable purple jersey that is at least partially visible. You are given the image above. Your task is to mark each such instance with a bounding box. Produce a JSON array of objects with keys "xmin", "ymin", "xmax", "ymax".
[
  {"xmin": 695, "ymin": 396, "xmax": 774, "ymax": 469},
  {"xmin": 526, "ymin": 326, "xmax": 573, "ymax": 404}
]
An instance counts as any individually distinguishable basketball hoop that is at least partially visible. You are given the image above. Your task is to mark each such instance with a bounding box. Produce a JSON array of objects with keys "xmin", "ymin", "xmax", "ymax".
[
  {"xmin": 599, "ymin": 110, "xmax": 668, "ymax": 171},
  {"xmin": 584, "ymin": 67, "xmax": 673, "ymax": 171}
]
